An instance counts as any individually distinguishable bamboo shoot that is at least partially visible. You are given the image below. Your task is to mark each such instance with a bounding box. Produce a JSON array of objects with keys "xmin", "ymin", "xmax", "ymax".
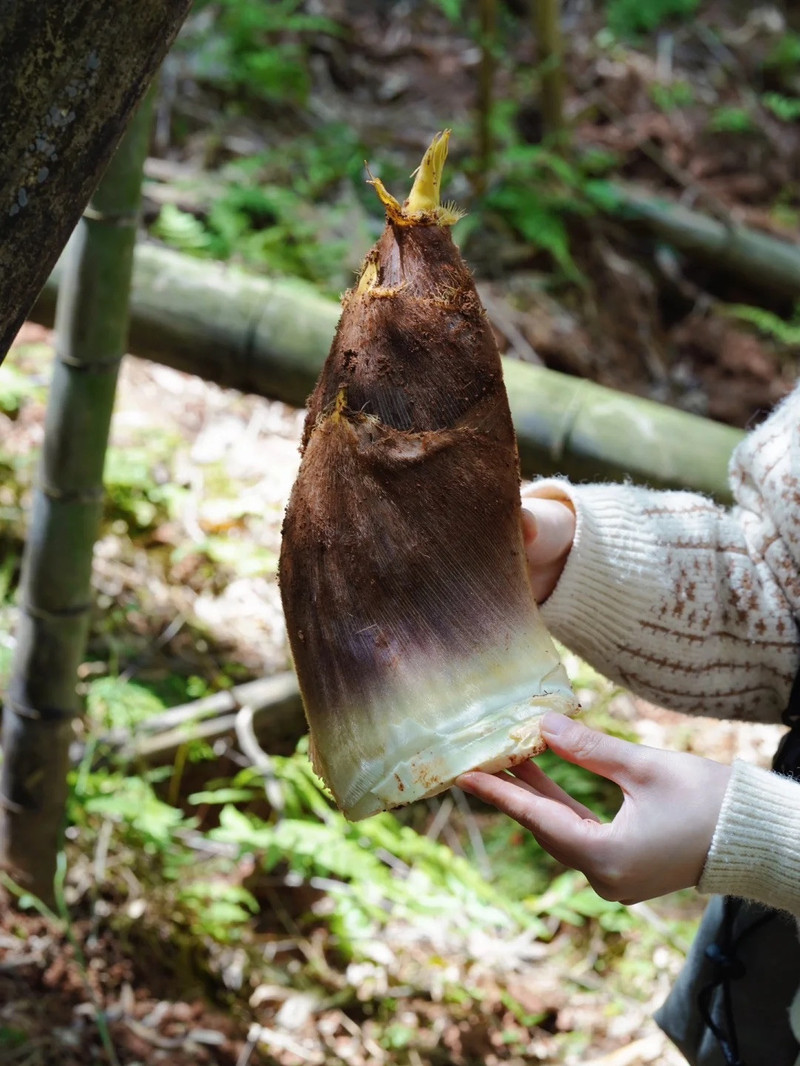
[{"xmin": 279, "ymin": 134, "xmax": 578, "ymax": 820}]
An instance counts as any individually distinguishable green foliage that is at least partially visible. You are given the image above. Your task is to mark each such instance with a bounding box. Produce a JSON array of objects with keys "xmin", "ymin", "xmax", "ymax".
[
  {"xmin": 86, "ymin": 676, "xmax": 168, "ymax": 731},
  {"xmin": 649, "ymin": 80, "xmax": 695, "ymax": 113},
  {"xmin": 68, "ymin": 664, "xmax": 636, "ymax": 966},
  {"xmin": 478, "ymin": 134, "xmax": 619, "ymax": 283},
  {"xmin": 708, "ymin": 106, "xmax": 755, "ymax": 135},
  {"xmin": 103, "ymin": 444, "xmax": 185, "ymax": 533},
  {"xmin": 73, "ymin": 771, "xmax": 191, "ymax": 852},
  {"xmin": 763, "ymin": 33, "xmax": 800, "ymax": 79},
  {"xmin": 606, "ymin": 0, "xmax": 700, "ymax": 38},
  {"xmin": 210, "ymin": 754, "xmax": 550, "ymax": 956},
  {"xmin": 172, "ymin": 533, "xmax": 278, "ymax": 578},
  {"xmin": 0, "ymin": 364, "xmax": 31, "ymax": 417},
  {"xmin": 723, "ymin": 302, "xmax": 800, "ymax": 351},
  {"xmin": 0, "ymin": 1027, "xmax": 26, "ymax": 1051},
  {"xmin": 431, "ymin": 0, "xmax": 463, "ymax": 21},
  {"xmin": 152, "ymin": 127, "xmax": 372, "ymax": 293},
  {"xmin": 178, "ymin": 880, "xmax": 259, "ymax": 941},
  {"xmin": 152, "ymin": 204, "xmax": 212, "ymax": 256},
  {"xmin": 761, "ymin": 92, "xmax": 800, "ymax": 124},
  {"xmin": 184, "ymin": 0, "xmax": 340, "ymax": 107},
  {"xmin": 207, "ymin": 184, "xmax": 350, "ymax": 288}
]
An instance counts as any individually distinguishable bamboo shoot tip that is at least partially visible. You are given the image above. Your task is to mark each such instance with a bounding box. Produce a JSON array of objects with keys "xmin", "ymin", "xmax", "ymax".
[{"xmin": 365, "ymin": 130, "xmax": 464, "ymax": 227}]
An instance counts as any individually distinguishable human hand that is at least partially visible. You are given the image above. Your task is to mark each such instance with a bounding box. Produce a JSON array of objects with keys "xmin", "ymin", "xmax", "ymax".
[
  {"xmin": 458, "ymin": 713, "xmax": 731, "ymax": 904},
  {"xmin": 520, "ymin": 494, "xmax": 575, "ymax": 603}
]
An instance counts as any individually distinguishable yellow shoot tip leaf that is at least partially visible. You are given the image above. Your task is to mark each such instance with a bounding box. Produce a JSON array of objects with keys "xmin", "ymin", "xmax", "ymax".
[
  {"xmin": 406, "ymin": 129, "xmax": 450, "ymax": 214},
  {"xmin": 364, "ymin": 130, "xmax": 464, "ymax": 227}
]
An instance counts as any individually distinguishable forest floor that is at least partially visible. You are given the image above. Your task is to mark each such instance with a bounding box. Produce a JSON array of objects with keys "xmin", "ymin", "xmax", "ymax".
[
  {"xmin": 0, "ymin": 338, "xmax": 787, "ymax": 1066},
  {"xmin": 142, "ymin": 0, "xmax": 800, "ymax": 427},
  {"xmin": 2, "ymin": 2, "xmax": 800, "ymax": 1064}
]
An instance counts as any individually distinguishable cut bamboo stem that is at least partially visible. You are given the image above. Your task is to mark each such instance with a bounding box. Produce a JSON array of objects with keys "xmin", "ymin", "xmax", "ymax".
[
  {"xmin": 0, "ymin": 94, "xmax": 154, "ymax": 901},
  {"xmin": 30, "ymin": 241, "xmax": 744, "ymax": 503}
]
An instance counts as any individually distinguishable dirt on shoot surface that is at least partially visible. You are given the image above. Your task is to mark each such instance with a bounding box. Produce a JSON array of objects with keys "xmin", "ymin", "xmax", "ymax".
[{"xmin": 2, "ymin": 3, "xmax": 800, "ymax": 1065}]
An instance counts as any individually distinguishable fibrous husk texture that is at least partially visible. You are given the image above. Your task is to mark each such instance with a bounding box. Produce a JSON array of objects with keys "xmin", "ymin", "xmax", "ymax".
[{"xmin": 280, "ymin": 136, "xmax": 575, "ymax": 819}]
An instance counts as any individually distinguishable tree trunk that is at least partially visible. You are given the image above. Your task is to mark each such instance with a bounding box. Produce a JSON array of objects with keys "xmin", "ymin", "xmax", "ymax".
[
  {"xmin": 0, "ymin": 94, "xmax": 154, "ymax": 902},
  {"xmin": 0, "ymin": 0, "xmax": 191, "ymax": 366}
]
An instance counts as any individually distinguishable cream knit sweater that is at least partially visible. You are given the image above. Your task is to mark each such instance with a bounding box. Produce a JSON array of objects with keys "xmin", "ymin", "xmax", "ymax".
[{"xmin": 526, "ymin": 385, "xmax": 800, "ymax": 918}]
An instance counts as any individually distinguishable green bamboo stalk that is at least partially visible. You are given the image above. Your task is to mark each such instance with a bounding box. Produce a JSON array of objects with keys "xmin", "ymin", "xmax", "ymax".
[
  {"xmin": 613, "ymin": 184, "xmax": 800, "ymax": 297},
  {"xmin": 0, "ymin": 93, "xmax": 155, "ymax": 901},
  {"xmin": 0, "ymin": 0, "xmax": 191, "ymax": 365},
  {"xmin": 32, "ymin": 240, "xmax": 745, "ymax": 502},
  {"xmin": 534, "ymin": 0, "xmax": 566, "ymax": 140},
  {"xmin": 474, "ymin": 0, "xmax": 497, "ymax": 196}
]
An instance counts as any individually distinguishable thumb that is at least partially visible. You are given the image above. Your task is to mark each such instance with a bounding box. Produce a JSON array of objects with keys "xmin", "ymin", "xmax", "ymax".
[
  {"xmin": 521, "ymin": 498, "xmax": 575, "ymax": 568},
  {"xmin": 541, "ymin": 713, "xmax": 644, "ymax": 787}
]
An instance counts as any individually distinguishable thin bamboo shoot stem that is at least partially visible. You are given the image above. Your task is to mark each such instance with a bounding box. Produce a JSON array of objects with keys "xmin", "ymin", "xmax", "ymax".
[
  {"xmin": 534, "ymin": 0, "xmax": 566, "ymax": 140},
  {"xmin": 0, "ymin": 94, "xmax": 155, "ymax": 901}
]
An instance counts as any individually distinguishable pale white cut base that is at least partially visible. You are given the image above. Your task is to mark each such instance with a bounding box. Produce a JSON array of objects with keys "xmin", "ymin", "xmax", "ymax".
[{"xmin": 342, "ymin": 676, "xmax": 579, "ymax": 821}]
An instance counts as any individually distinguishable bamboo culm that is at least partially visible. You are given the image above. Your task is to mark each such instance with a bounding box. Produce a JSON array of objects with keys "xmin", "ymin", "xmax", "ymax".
[
  {"xmin": 614, "ymin": 184, "xmax": 800, "ymax": 298},
  {"xmin": 32, "ymin": 240, "xmax": 745, "ymax": 502},
  {"xmin": 0, "ymin": 94, "xmax": 155, "ymax": 901},
  {"xmin": 534, "ymin": 0, "xmax": 566, "ymax": 140}
]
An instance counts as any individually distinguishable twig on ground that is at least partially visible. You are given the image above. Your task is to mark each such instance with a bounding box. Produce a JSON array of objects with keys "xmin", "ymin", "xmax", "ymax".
[
  {"xmin": 452, "ymin": 786, "xmax": 493, "ymax": 880},
  {"xmin": 234, "ymin": 703, "xmax": 285, "ymax": 812},
  {"xmin": 478, "ymin": 285, "xmax": 543, "ymax": 366},
  {"xmin": 425, "ymin": 794, "xmax": 454, "ymax": 842}
]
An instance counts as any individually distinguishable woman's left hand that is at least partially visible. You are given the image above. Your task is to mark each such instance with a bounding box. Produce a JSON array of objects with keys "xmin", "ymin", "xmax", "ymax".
[{"xmin": 457, "ymin": 713, "xmax": 731, "ymax": 904}]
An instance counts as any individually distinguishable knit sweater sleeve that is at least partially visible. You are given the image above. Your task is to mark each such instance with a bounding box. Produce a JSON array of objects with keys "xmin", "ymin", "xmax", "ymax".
[
  {"xmin": 697, "ymin": 760, "xmax": 800, "ymax": 914},
  {"xmin": 528, "ymin": 388, "xmax": 800, "ymax": 723}
]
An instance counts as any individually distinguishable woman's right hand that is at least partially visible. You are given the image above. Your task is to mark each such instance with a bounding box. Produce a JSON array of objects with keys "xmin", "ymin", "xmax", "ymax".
[
  {"xmin": 520, "ymin": 494, "xmax": 576, "ymax": 603},
  {"xmin": 458, "ymin": 712, "xmax": 731, "ymax": 905}
]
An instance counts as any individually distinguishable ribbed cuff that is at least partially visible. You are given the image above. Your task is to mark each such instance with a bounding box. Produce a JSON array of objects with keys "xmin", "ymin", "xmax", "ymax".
[
  {"xmin": 699, "ymin": 760, "xmax": 800, "ymax": 915},
  {"xmin": 525, "ymin": 479, "xmax": 664, "ymax": 672}
]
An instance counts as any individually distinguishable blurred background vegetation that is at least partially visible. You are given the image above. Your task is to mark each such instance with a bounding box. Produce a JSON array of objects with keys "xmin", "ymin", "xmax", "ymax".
[{"xmin": 1, "ymin": 1, "xmax": 799, "ymax": 1063}]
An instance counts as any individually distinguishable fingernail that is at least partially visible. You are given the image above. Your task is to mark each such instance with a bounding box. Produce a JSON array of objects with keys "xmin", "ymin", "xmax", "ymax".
[
  {"xmin": 521, "ymin": 507, "xmax": 537, "ymax": 546},
  {"xmin": 542, "ymin": 712, "xmax": 569, "ymax": 737}
]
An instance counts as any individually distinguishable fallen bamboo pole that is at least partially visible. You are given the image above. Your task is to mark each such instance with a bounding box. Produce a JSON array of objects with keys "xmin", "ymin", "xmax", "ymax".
[
  {"xmin": 108, "ymin": 672, "xmax": 305, "ymax": 765},
  {"xmin": 613, "ymin": 183, "xmax": 800, "ymax": 298},
  {"xmin": 31, "ymin": 241, "xmax": 744, "ymax": 502}
]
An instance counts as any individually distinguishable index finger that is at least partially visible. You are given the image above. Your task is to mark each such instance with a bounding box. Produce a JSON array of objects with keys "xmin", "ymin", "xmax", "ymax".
[
  {"xmin": 542, "ymin": 714, "xmax": 655, "ymax": 790},
  {"xmin": 457, "ymin": 770, "xmax": 608, "ymax": 869}
]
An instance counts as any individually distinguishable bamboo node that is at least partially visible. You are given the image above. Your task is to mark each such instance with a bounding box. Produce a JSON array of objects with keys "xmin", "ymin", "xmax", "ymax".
[{"xmin": 55, "ymin": 350, "xmax": 124, "ymax": 373}]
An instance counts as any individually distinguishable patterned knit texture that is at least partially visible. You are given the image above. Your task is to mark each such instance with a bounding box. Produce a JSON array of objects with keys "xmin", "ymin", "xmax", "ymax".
[
  {"xmin": 526, "ymin": 387, "xmax": 800, "ymax": 914},
  {"xmin": 531, "ymin": 390, "xmax": 800, "ymax": 721}
]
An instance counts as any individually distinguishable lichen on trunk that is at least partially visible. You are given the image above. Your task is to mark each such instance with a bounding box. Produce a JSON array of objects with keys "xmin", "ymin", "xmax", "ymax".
[{"xmin": 279, "ymin": 132, "xmax": 577, "ymax": 820}]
